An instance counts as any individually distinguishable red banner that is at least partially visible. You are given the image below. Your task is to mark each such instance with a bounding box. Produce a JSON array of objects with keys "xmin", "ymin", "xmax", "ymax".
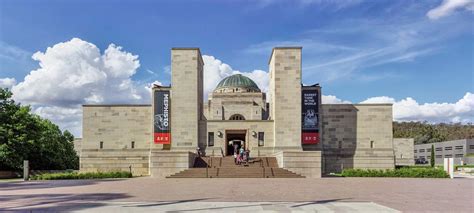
[
  {"xmin": 302, "ymin": 132, "xmax": 319, "ymax": 144},
  {"xmin": 154, "ymin": 133, "xmax": 170, "ymax": 144}
]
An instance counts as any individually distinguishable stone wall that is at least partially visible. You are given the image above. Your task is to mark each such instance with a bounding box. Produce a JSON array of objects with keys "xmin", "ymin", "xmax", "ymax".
[
  {"xmin": 73, "ymin": 138, "xmax": 82, "ymax": 156},
  {"xmin": 170, "ymin": 48, "xmax": 204, "ymax": 151},
  {"xmin": 322, "ymin": 104, "xmax": 395, "ymax": 173},
  {"xmin": 269, "ymin": 47, "xmax": 302, "ymax": 150},
  {"xmin": 80, "ymin": 105, "xmax": 152, "ymax": 176},
  {"xmin": 393, "ymin": 138, "xmax": 415, "ymax": 166},
  {"xmin": 80, "ymin": 149, "xmax": 149, "ymax": 175},
  {"xmin": 273, "ymin": 151, "xmax": 322, "ymax": 178},
  {"xmin": 149, "ymin": 151, "xmax": 197, "ymax": 178}
]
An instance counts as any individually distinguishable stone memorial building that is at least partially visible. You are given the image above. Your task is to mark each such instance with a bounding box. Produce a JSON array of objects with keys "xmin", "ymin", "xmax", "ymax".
[{"xmin": 79, "ymin": 47, "xmax": 412, "ymax": 178}]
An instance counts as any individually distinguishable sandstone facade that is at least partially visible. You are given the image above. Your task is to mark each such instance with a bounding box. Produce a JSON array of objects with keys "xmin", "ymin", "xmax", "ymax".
[{"xmin": 78, "ymin": 47, "xmax": 404, "ymax": 178}]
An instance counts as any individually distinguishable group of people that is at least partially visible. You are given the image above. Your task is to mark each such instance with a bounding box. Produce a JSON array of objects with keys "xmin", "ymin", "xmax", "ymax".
[{"xmin": 233, "ymin": 144, "xmax": 250, "ymax": 165}]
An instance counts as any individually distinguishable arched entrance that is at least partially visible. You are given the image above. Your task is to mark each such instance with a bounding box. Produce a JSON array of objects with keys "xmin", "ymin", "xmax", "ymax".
[{"xmin": 225, "ymin": 130, "xmax": 246, "ymax": 156}]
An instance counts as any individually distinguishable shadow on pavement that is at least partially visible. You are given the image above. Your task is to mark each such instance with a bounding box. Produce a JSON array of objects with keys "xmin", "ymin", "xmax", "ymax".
[
  {"xmin": 290, "ymin": 198, "xmax": 350, "ymax": 207},
  {"xmin": 124, "ymin": 198, "xmax": 214, "ymax": 208},
  {"xmin": 0, "ymin": 179, "xmax": 124, "ymax": 191},
  {"xmin": 0, "ymin": 193, "xmax": 131, "ymax": 212}
]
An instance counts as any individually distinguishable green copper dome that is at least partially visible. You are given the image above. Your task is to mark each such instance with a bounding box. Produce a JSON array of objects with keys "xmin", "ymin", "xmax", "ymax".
[{"xmin": 215, "ymin": 74, "xmax": 261, "ymax": 93}]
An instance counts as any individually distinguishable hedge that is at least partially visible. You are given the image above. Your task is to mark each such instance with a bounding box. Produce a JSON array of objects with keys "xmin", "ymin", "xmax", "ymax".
[
  {"xmin": 341, "ymin": 168, "xmax": 449, "ymax": 178},
  {"xmin": 455, "ymin": 165, "xmax": 474, "ymax": 169},
  {"xmin": 30, "ymin": 171, "xmax": 132, "ymax": 180}
]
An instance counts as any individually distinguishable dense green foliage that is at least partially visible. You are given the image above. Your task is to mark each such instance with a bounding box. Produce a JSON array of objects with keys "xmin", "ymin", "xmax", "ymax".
[
  {"xmin": 0, "ymin": 88, "xmax": 78, "ymax": 171},
  {"xmin": 393, "ymin": 121, "xmax": 474, "ymax": 144},
  {"xmin": 31, "ymin": 171, "xmax": 132, "ymax": 180},
  {"xmin": 341, "ymin": 168, "xmax": 449, "ymax": 178}
]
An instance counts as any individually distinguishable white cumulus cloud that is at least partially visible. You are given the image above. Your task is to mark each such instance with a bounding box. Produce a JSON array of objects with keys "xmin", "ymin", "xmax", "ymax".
[
  {"xmin": 12, "ymin": 38, "xmax": 147, "ymax": 106},
  {"xmin": 361, "ymin": 92, "xmax": 474, "ymax": 123},
  {"xmin": 321, "ymin": 95, "xmax": 352, "ymax": 104},
  {"xmin": 0, "ymin": 77, "xmax": 17, "ymax": 89},
  {"xmin": 11, "ymin": 38, "xmax": 157, "ymax": 137},
  {"xmin": 427, "ymin": 0, "xmax": 474, "ymax": 20}
]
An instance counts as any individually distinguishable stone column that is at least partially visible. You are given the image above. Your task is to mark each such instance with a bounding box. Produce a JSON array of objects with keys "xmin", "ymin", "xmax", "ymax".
[
  {"xmin": 269, "ymin": 47, "xmax": 303, "ymax": 151},
  {"xmin": 170, "ymin": 48, "xmax": 204, "ymax": 151}
]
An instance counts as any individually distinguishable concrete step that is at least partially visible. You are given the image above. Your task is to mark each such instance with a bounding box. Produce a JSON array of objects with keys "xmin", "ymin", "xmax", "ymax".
[{"xmin": 167, "ymin": 166, "xmax": 304, "ymax": 178}]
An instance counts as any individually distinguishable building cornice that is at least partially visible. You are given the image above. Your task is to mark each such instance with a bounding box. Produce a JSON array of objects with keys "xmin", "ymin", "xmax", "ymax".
[{"xmin": 82, "ymin": 104, "xmax": 151, "ymax": 107}]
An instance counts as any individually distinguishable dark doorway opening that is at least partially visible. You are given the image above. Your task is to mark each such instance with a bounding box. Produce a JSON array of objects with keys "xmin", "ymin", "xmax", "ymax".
[{"xmin": 225, "ymin": 130, "xmax": 246, "ymax": 156}]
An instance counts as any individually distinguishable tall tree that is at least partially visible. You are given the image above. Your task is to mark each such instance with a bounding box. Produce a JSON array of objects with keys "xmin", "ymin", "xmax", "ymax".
[{"xmin": 0, "ymin": 88, "xmax": 78, "ymax": 171}]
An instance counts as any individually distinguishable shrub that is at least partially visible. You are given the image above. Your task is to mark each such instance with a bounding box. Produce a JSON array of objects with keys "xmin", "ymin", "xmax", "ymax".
[
  {"xmin": 341, "ymin": 168, "xmax": 449, "ymax": 178},
  {"xmin": 455, "ymin": 164, "xmax": 474, "ymax": 170},
  {"xmin": 30, "ymin": 171, "xmax": 132, "ymax": 180}
]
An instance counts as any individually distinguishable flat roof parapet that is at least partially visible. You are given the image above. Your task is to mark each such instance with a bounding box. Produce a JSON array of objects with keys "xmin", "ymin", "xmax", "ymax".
[
  {"xmin": 268, "ymin": 46, "xmax": 303, "ymax": 64},
  {"xmin": 321, "ymin": 103, "xmax": 393, "ymax": 106},
  {"xmin": 82, "ymin": 104, "xmax": 151, "ymax": 107},
  {"xmin": 171, "ymin": 47, "xmax": 200, "ymax": 50}
]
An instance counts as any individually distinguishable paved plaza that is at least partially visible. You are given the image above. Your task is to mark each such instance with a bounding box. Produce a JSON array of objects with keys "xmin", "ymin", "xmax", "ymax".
[{"xmin": 0, "ymin": 177, "xmax": 472, "ymax": 212}]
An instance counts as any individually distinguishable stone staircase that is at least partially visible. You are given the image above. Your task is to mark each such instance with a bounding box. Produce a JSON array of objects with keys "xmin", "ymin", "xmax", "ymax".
[{"xmin": 167, "ymin": 156, "xmax": 304, "ymax": 178}]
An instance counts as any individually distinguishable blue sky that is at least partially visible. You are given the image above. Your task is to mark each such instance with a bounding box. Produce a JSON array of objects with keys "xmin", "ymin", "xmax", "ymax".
[{"xmin": 0, "ymin": 0, "xmax": 473, "ymax": 135}]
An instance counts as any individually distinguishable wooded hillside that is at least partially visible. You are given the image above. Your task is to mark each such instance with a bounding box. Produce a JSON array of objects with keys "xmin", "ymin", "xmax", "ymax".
[{"xmin": 393, "ymin": 121, "xmax": 474, "ymax": 144}]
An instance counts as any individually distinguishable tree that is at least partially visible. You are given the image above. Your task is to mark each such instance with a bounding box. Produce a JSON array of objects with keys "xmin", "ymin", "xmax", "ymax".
[
  {"xmin": 0, "ymin": 88, "xmax": 78, "ymax": 171},
  {"xmin": 393, "ymin": 121, "xmax": 473, "ymax": 144},
  {"xmin": 430, "ymin": 144, "xmax": 435, "ymax": 167}
]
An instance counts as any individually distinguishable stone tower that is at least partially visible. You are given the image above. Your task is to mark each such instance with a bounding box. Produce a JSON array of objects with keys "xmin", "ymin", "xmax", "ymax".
[
  {"xmin": 269, "ymin": 47, "xmax": 302, "ymax": 150},
  {"xmin": 170, "ymin": 48, "xmax": 204, "ymax": 151}
]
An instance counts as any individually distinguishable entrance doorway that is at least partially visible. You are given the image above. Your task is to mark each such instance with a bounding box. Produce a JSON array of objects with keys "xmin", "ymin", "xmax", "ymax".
[{"xmin": 225, "ymin": 130, "xmax": 246, "ymax": 156}]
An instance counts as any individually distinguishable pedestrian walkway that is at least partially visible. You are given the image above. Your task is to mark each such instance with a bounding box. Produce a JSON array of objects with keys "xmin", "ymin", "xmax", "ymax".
[{"xmin": 62, "ymin": 201, "xmax": 400, "ymax": 212}]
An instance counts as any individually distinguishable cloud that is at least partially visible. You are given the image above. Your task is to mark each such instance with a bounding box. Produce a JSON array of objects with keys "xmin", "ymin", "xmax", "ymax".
[
  {"xmin": 145, "ymin": 80, "xmax": 163, "ymax": 92},
  {"xmin": 0, "ymin": 41, "xmax": 31, "ymax": 61},
  {"xmin": 244, "ymin": 4, "xmax": 471, "ymax": 83},
  {"xmin": 322, "ymin": 95, "xmax": 351, "ymax": 104},
  {"xmin": 427, "ymin": 0, "xmax": 474, "ymax": 20},
  {"xmin": 0, "ymin": 77, "xmax": 17, "ymax": 89},
  {"xmin": 202, "ymin": 55, "xmax": 269, "ymax": 100},
  {"xmin": 11, "ymin": 38, "xmax": 156, "ymax": 137},
  {"xmin": 361, "ymin": 92, "xmax": 474, "ymax": 123},
  {"xmin": 12, "ymin": 38, "xmax": 147, "ymax": 106},
  {"xmin": 33, "ymin": 106, "xmax": 82, "ymax": 137},
  {"xmin": 360, "ymin": 96, "xmax": 395, "ymax": 104},
  {"xmin": 252, "ymin": 0, "xmax": 363, "ymax": 10}
]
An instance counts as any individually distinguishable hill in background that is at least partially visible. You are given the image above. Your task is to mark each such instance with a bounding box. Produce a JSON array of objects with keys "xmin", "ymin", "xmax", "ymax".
[{"xmin": 393, "ymin": 122, "xmax": 474, "ymax": 144}]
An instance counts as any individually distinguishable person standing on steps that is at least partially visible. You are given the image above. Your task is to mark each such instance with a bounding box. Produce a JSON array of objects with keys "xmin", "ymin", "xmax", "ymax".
[
  {"xmin": 233, "ymin": 142, "xmax": 239, "ymax": 155},
  {"xmin": 239, "ymin": 146, "xmax": 245, "ymax": 165},
  {"xmin": 245, "ymin": 149, "xmax": 250, "ymax": 164}
]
